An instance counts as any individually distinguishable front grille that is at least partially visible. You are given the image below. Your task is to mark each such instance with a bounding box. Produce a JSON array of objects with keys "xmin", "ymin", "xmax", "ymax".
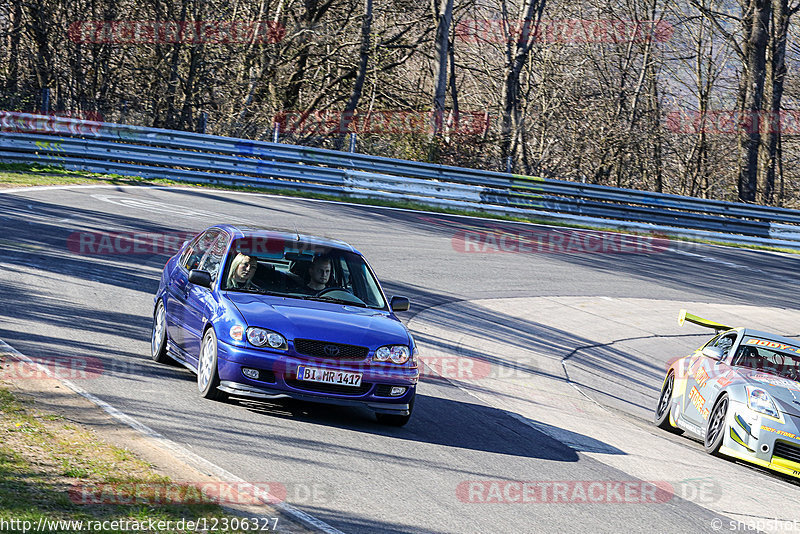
[
  {"xmin": 773, "ymin": 441, "xmax": 800, "ymax": 464},
  {"xmin": 293, "ymin": 339, "xmax": 369, "ymax": 361},
  {"xmin": 285, "ymin": 378, "xmax": 372, "ymax": 396}
]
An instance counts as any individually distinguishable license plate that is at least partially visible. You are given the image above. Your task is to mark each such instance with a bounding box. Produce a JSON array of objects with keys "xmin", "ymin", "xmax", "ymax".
[{"xmin": 296, "ymin": 366, "xmax": 362, "ymax": 387}]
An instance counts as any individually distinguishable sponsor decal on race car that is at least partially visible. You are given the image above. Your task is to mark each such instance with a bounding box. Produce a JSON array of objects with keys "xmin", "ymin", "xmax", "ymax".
[
  {"xmin": 677, "ymin": 417, "xmax": 705, "ymax": 437},
  {"xmin": 760, "ymin": 425, "xmax": 799, "ymax": 441},
  {"xmin": 694, "ymin": 366, "xmax": 710, "ymax": 388},
  {"xmin": 744, "ymin": 338, "xmax": 800, "ymax": 353},
  {"xmin": 749, "ymin": 374, "xmax": 800, "ymax": 390},
  {"xmin": 717, "ymin": 370, "xmax": 736, "ymax": 387},
  {"xmin": 689, "ymin": 386, "xmax": 710, "ymax": 420}
]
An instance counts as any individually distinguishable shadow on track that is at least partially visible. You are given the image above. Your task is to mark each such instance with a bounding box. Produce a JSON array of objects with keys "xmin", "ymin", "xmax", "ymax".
[{"xmin": 229, "ymin": 392, "xmax": 587, "ymax": 461}]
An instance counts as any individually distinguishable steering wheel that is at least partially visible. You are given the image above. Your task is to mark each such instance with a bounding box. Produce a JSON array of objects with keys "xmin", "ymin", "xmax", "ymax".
[{"xmin": 316, "ymin": 286, "xmax": 353, "ymax": 296}]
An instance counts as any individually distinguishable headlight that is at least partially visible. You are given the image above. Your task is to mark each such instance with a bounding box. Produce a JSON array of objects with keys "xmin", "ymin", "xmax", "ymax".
[
  {"xmin": 374, "ymin": 345, "xmax": 411, "ymax": 364},
  {"xmin": 746, "ymin": 386, "xmax": 780, "ymax": 418},
  {"xmin": 246, "ymin": 327, "xmax": 287, "ymax": 350}
]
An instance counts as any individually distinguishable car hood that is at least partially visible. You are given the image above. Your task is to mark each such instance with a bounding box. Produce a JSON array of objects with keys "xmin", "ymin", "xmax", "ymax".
[
  {"xmin": 225, "ymin": 293, "xmax": 410, "ymax": 348},
  {"xmin": 739, "ymin": 369, "xmax": 800, "ymax": 417}
]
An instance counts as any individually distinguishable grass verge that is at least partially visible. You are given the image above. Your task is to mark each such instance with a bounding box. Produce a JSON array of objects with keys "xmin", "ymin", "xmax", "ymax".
[{"xmin": 0, "ymin": 383, "xmax": 254, "ymax": 533}]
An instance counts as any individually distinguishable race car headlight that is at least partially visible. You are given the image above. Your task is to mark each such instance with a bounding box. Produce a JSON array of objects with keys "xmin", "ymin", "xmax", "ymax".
[
  {"xmin": 374, "ymin": 345, "xmax": 411, "ymax": 364},
  {"xmin": 246, "ymin": 327, "xmax": 287, "ymax": 350},
  {"xmin": 746, "ymin": 386, "xmax": 780, "ymax": 418}
]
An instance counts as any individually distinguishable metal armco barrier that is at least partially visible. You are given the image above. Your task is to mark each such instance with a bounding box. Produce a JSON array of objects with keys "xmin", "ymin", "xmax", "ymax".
[{"xmin": 3, "ymin": 110, "xmax": 800, "ymax": 249}]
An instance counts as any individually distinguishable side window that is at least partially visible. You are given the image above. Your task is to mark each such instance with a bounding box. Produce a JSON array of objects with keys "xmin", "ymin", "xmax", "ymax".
[
  {"xmin": 198, "ymin": 233, "xmax": 229, "ymax": 281},
  {"xmin": 179, "ymin": 234, "xmax": 202, "ymax": 269},
  {"xmin": 181, "ymin": 230, "xmax": 220, "ymax": 271},
  {"xmin": 713, "ymin": 334, "xmax": 737, "ymax": 360},
  {"xmin": 703, "ymin": 334, "xmax": 721, "ymax": 349}
]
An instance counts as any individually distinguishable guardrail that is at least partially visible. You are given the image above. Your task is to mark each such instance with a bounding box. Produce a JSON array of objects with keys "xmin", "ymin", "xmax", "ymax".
[{"xmin": 2, "ymin": 110, "xmax": 800, "ymax": 249}]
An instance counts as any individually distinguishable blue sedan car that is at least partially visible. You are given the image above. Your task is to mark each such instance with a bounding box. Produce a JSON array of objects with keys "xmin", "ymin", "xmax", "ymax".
[{"xmin": 150, "ymin": 225, "xmax": 419, "ymax": 425}]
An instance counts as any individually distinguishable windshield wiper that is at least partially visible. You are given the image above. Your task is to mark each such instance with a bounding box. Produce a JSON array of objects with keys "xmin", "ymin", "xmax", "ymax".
[
  {"xmin": 227, "ymin": 287, "xmax": 285, "ymax": 297},
  {"xmin": 303, "ymin": 295, "xmax": 367, "ymax": 308}
]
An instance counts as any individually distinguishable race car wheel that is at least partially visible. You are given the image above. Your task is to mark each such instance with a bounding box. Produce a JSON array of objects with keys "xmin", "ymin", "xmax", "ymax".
[
  {"xmin": 376, "ymin": 394, "xmax": 415, "ymax": 427},
  {"xmin": 654, "ymin": 372, "xmax": 677, "ymax": 430},
  {"xmin": 151, "ymin": 301, "xmax": 170, "ymax": 364},
  {"xmin": 704, "ymin": 394, "xmax": 728, "ymax": 455},
  {"xmin": 197, "ymin": 328, "xmax": 227, "ymax": 402}
]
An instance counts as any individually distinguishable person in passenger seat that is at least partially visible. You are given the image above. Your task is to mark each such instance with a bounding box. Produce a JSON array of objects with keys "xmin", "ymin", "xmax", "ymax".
[{"xmin": 227, "ymin": 253, "xmax": 259, "ymax": 290}]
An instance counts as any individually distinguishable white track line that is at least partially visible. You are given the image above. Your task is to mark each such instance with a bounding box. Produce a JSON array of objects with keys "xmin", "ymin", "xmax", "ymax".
[{"xmin": 0, "ymin": 338, "xmax": 345, "ymax": 534}]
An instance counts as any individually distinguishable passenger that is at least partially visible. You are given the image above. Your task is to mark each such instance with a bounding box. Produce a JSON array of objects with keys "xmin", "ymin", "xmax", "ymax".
[
  {"xmin": 227, "ymin": 253, "xmax": 259, "ymax": 290},
  {"xmin": 306, "ymin": 257, "xmax": 332, "ymax": 292}
]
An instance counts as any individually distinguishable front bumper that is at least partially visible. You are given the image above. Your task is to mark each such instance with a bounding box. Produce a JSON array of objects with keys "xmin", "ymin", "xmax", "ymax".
[
  {"xmin": 215, "ymin": 340, "xmax": 418, "ymax": 414},
  {"xmin": 720, "ymin": 401, "xmax": 800, "ymax": 479}
]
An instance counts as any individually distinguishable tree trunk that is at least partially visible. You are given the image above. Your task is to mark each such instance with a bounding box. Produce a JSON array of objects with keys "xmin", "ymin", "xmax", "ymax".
[
  {"xmin": 760, "ymin": 0, "xmax": 789, "ymax": 204},
  {"xmin": 500, "ymin": 0, "xmax": 546, "ymax": 170},
  {"xmin": 432, "ymin": 0, "xmax": 453, "ymax": 136},
  {"xmin": 335, "ymin": 0, "xmax": 373, "ymax": 149},
  {"xmin": 7, "ymin": 0, "xmax": 22, "ymax": 93},
  {"xmin": 737, "ymin": 0, "xmax": 771, "ymax": 202},
  {"xmin": 283, "ymin": 0, "xmax": 338, "ymax": 110}
]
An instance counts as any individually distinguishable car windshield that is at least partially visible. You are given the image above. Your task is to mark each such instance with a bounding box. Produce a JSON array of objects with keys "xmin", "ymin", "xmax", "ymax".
[
  {"xmin": 731, "ymin": 337, "xmax": 800, "ymax": 381},
  {"xmin": 220, "ymin": 237, "xmax": 387, "ymax": 309}
]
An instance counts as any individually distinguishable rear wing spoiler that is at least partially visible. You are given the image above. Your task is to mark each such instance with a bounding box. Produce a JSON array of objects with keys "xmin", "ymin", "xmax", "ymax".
[{"xmin": 678, "ymin": 309, "xmax": 732, "ymax": 333}]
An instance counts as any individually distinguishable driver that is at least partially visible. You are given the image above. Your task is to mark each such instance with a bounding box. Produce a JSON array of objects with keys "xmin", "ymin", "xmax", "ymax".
[
  {"xmin": 306, "ymin": 256, "xmax": 332, "ymax": 292},
  {"xmin": 734, "ymin": 347, "xmax": 761, "ymax": 369}
]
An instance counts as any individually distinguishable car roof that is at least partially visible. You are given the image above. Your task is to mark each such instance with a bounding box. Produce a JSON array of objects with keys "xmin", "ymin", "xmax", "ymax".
[
  {"xmin": 213, "ymin": 224, "xmax": 360, "ymax": 254},
  {"xmin": 739, "ymin": 328, "xmax": 800, "ymax": 347}
]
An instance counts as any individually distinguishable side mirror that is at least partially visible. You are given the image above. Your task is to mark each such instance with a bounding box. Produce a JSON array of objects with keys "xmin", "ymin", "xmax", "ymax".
[
  {"xmin": 701, "ymin": 346, "xmax": 724, "ymax": 360},
  {"xmin": 188, "ymin": 269, "xmax": 212, "ymax": 288},
  {"xmin": 390, "ymin": 296, "xmax": 410, "ymax": 312}
]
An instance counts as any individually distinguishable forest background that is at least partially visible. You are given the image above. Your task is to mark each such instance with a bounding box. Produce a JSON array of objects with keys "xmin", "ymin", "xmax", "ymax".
[{"xmin": 1, "ymin": 0, "xmax": 798, "ymax": 206}]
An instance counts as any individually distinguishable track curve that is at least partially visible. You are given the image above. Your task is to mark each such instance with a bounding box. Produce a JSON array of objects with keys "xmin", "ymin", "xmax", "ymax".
[{"xmin": 2, "ymin": 185, "xmax": 799, "ymax": 533}]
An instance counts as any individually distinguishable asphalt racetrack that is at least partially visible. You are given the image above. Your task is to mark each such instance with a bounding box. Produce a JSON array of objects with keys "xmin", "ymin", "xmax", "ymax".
[{"xmin": 1, "ymin": 185, "xmax": 799, "ymax": 533}]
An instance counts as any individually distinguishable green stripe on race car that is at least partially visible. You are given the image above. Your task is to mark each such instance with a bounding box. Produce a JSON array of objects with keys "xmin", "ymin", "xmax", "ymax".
[{"xmin": 729, "ymin": 427, "xmax": 755, "ymax": 452}]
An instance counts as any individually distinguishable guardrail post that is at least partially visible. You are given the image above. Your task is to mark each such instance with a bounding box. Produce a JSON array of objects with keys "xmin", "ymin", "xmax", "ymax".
[
  {"xmin": 198, "ymin": 112, "xmax": 207, "ymax": 134},
  {"xmin": 349, "ymin": 132, "xmax": 357, "ymax": 152},
  {"xmin": 40, "ymin": 88, "xmax": 50, "ymax": 114},
  {"xmin": 272, "ymin": 122, "xmax": 280, "ymax": 143},
  {"xmin": 505, "ymin": 156, "xmax": 513, "ymax": 174}
]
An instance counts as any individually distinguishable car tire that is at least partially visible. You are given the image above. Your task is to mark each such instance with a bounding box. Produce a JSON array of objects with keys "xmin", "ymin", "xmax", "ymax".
[
  {"xmin": 376, "ymin": 394, "xmax": 414, "ymax": 427},
  {"xmin": 704, "ymin": 394, "xmax": 728, "ymax": 455},
  {"xmin": 197, "ymin": 328, "xmax": 227, "ymax": 402},
  {"xmin": 654, "ymin": 371, "xmax": 682, "ymax": 433},
  {"xmin": 151, "ymin": 300, "xmax": 170, "ymax": 364}
]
